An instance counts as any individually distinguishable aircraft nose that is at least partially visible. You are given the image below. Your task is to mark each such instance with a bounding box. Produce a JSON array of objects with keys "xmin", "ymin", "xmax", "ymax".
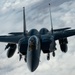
[
  {"xmin": 29, "ymin": 58, "xmax": 39, "ymax": 72},
  {"xmin": 27, "ymin": 50, "xmax": 40, "ymax": 72},
  {"xmin": 30, "ymin": 65, "xmax": 35, "ymax": 72}
]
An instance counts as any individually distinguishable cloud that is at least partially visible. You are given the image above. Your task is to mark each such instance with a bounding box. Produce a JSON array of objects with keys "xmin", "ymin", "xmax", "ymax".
[{"xmin": 0, "ymin": 0, "xmax": 75, "ymax": 75}]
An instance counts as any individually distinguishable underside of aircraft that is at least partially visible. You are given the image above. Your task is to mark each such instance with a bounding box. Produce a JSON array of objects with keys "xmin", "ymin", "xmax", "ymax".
[{"xmin": 0, "ymin": 4, "xmax": 75, "ymax": 72}]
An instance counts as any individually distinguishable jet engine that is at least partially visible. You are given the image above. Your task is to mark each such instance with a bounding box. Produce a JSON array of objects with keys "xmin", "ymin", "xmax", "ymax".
[
  {"xmin": 59, "ymin": 38, "xmax": 68, "ymax": 53},
  {"xmin": 28, "ymin": 29, "xmax": 38, "ymax": 36},
  {"xmin": 5, "ymin": 43, "xmax": 17, "ymax": 58},
  {"xmin": 18, "ymin": 37, "xmax": 28, "ymax": 55},
  {"xmin": 39, "ymin": 28, "xmax": 49, "ymax": 35}
]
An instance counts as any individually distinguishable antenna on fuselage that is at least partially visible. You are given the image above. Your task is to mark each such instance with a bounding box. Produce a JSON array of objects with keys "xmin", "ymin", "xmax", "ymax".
[
  {"xmin": 49, "ymin": 3, "xmax": 53, "ymax": 33},
  {"xmin": 23, "ymin": 7, "xmax": 26, "ymax": 36}
]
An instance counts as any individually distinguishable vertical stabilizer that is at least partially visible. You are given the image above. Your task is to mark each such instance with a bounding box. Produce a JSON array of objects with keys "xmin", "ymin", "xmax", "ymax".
[
  {"xmin": 49, "ymin": 3, "xmax": 53, "ymax": 33},
  {"xmin": 23, "ymin": 7, "xmax": 26, "ymax": 36}
]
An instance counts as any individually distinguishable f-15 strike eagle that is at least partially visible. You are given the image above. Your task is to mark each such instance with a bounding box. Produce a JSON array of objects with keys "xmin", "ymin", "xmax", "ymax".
[{"xmin": 0, "ymin": 4, "xmax": 75, "ymax": 72}]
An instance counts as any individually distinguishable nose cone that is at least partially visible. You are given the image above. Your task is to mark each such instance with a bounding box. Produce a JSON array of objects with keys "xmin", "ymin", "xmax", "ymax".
[
  {"xmin": 27, "ymin": 50, "xmax": 40, "ymax": 72},
  {"xmin": 30, "ymin": 63, "xmax": 37, "ymax": 72},
  {"xmin": 30, "ymin": 58, "xmax": 39, "ymax": 72}
]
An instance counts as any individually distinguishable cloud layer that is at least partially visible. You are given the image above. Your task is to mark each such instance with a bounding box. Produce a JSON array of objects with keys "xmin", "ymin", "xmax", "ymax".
[{"xmin": 0, "ymin": 0, "xmax": 75, "ymax": 75}]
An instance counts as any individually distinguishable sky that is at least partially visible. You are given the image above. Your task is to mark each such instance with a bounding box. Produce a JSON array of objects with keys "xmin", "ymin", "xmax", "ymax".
[{"xmin": 0, "ymin": 0, "xmax": 75, "ymax": 75}]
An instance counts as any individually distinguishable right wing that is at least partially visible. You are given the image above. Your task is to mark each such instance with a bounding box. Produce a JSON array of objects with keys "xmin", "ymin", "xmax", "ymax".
[
  {"xmin": 54, "ymin": 29, "xmax": 75, "ymax": 40},
  {"xmin": 40, "ymin": 29, "xmax": 75, "ymax": 45}
]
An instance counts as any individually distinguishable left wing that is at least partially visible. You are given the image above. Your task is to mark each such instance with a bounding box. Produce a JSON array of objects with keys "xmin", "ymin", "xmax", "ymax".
[{"xmin": 0, "ymin": 35, "xmax": 23, "ymax": 44}]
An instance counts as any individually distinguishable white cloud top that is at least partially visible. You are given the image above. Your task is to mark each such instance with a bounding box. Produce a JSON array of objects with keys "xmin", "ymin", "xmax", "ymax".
[{"xmin": 0, "ymin": 0, "xmax": 75, "ymax": 75}]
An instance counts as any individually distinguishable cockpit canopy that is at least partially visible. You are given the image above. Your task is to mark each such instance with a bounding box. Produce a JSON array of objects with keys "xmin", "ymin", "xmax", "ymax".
[
  {"xmin": 28, "ymin": 35, "xmax": 39, "ymax": 51},
  {"xmin": 39, "ymin": 28, "xmax": 49, "ymax": 35},
  {"xmin": 28, "ymin": 29, "xmax": 38, "ymax": 36}
]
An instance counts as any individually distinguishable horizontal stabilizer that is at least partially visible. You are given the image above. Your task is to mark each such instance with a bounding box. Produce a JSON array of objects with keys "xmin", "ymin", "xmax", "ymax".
[
  {"xmin": 9, "ymin": 31, "xmax": 28, "ymax": 35},
  {"xmin": 53, "ymin": 27, "xmax": 71, "ymax": 31},
  {"xmin": 9, "ymin": 32, "xmax": 23, "ymax": 35}
]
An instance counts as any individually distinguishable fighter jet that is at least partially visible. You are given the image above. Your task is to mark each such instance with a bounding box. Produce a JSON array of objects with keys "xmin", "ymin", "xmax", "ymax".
[{"xmin": 0, "ymin": 4, "xmax": 75, "ymax": 72}]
